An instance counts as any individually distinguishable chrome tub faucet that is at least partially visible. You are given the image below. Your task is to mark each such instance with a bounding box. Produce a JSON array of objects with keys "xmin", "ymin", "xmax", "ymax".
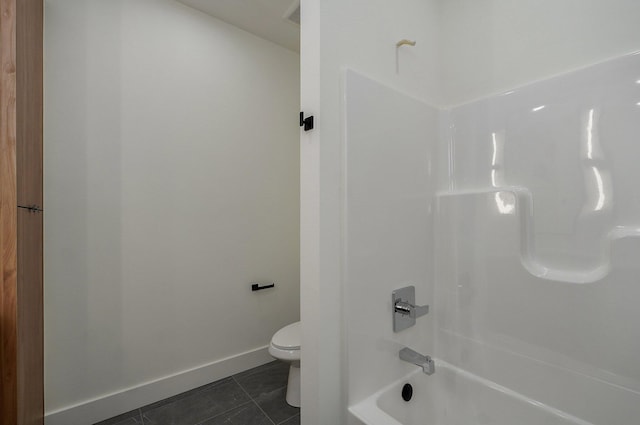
[{"xmin": 399, "ymin": 347, "xmax": 435, "ymax": 375}]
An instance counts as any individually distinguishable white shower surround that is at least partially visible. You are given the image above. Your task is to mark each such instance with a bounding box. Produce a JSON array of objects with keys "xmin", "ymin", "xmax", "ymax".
[{"xmin": 345, "ymin": 51, "xmax": 640, "ymax": 424}]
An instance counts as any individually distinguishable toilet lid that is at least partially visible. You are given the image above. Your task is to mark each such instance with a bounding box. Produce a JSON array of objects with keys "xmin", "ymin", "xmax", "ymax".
[{"xmin": 272, "ymin": 321, "xmax": 301, "ymax": 350}]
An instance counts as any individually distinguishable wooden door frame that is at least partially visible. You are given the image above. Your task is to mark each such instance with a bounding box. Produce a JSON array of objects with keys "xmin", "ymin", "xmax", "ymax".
[
  {"xmin": 1, "ymin": 0, "xmax": 21, "ymax": 422},
  {"xmin": 1, "ymin": 0, "xmax": 44, "ymax": 424}
]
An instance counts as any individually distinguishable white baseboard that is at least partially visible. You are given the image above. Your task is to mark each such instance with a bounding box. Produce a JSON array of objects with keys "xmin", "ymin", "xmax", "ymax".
[{"xmin": 45, "ymin": 346, "xmax": 273, "ymax": 425}]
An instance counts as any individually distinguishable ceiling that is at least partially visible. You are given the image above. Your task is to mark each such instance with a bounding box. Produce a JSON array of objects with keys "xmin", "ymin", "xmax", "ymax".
[{"xmin": 177, "ymin": 0, "xmax": 300, "ymax": 52}]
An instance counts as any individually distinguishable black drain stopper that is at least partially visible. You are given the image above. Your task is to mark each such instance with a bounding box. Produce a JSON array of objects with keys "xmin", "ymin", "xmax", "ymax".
[{"xmin": 401, "ymin": 383, "xmax": 413, "ymax": 402}]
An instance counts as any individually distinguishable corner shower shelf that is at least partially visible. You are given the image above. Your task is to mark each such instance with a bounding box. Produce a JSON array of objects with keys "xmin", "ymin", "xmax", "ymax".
[{"xmin": 436, "ymin": 187, "xmax": 640, "ymax": 284}]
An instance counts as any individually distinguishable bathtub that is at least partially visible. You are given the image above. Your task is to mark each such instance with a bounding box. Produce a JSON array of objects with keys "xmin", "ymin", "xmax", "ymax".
[{"xmin": 348, "ymin": 359, "xmax": 593, "ymax": 425}]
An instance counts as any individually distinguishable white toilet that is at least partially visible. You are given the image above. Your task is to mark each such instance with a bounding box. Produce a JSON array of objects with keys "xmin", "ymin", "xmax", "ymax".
[{"xmin": 269, "ymin": 321, "xmax": 301, "ymax": 407}]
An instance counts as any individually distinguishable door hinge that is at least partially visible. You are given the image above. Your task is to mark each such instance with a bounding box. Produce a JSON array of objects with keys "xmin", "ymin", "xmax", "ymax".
[{"xmin": 18, "ymin": 205, "xmax": 43, "ymax": 213}]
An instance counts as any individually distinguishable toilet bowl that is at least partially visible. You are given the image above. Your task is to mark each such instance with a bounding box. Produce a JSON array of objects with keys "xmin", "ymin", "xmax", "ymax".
[{"xmin": 269, "ymin": 321, "xmax": 301, "ymax": 407}]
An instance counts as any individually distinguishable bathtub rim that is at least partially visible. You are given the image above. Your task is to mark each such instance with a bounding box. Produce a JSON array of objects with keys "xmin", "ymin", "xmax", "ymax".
[{"xmin": 348, "ymin": 359, "xmax": 596, "ymax": 425}]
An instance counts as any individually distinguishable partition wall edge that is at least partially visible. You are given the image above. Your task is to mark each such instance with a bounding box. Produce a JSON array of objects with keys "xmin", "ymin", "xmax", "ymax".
[
  {"xmin": 299, "ymin": 0, "xmax": 441, "ymax": 423},
  {"xmin": 299, "ymin": 0, "xmax": 333, "ymax": 423}
]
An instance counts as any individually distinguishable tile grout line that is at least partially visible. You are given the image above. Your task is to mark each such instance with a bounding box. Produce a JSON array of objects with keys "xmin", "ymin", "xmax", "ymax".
[
  {"xmin": 232, "ymin": 375, "xmax": 277, "ymax": 425},
  {"xmin": 234, "ymin": 365, "xmax": 300, "ymax": 424},
  {"xmin": 139, "ymin": 378, "xmax": 251, "ymax": 425},
  {"xmin": 193, "ymin": 400, "xmax": 255, "ymax": 425},
  {"xmin": 139, "ymin": 376, "xmax": 238, "ymax": 418},
  {"xmin": 104, "ymin": 365, "xmax": 291, "ymax": 425},
  {"xmin": 233, "ymin": 362, "xmax": 280, "ymax": 382},
  {"xmin": 276, "ymin": 413, "xmax": 300, "ymax": 425},
  {"xmin": 139, "ymin": 377, "xmax": 235, "ymax": 417},
  {"xmin": 268, "ymin": 386, "xmax": 299, "ymax": 425},
  {"xmin": 236, "ymin": 376, "xmax": 298, "ymax": 425}
]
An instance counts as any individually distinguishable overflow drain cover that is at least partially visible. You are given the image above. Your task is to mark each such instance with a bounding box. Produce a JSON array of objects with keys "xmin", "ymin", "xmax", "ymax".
[{"xmin": 402, "ymin": 383, "xmax": 413, "ymax": 402}]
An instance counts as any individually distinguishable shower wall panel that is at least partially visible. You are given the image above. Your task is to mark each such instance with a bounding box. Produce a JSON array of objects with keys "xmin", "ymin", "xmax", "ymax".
[
  {"xmin": 344, "ymin": 70, "xmax": 439, "ymax": 406},
  {"xmin": 436, "ymin": 52, "xmax": 640, "ymax": 424}
]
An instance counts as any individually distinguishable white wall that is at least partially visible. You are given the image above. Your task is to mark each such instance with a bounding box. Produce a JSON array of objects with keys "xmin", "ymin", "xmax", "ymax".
[
  {"xmin": 299, "ymin": 1, "xmax": 440, "ymax": 423},
  {"xmin": 44, "ymin": 0, "xmax": 300, "ymax": 422},
  {"xmin": 439, "ymin": 0, "xmax": 640, "ymax": 106}
]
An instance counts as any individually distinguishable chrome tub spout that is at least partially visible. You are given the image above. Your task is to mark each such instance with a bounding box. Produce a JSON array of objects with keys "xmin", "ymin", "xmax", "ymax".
[{"xmin": 399, "ymin": 347, "xmax": 435, "ymax": 375}]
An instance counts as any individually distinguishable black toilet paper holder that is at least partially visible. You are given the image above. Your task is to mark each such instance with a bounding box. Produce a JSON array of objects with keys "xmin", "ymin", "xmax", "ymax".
[{"xmin": 251, "ymin": 283, "xmax": 275, "ymax": 291}]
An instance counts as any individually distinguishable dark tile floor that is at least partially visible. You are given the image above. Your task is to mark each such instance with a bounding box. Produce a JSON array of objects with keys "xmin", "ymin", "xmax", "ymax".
[{"xmin": 95, "ymin": 361, "xmax": 299, "ymax": 425}]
